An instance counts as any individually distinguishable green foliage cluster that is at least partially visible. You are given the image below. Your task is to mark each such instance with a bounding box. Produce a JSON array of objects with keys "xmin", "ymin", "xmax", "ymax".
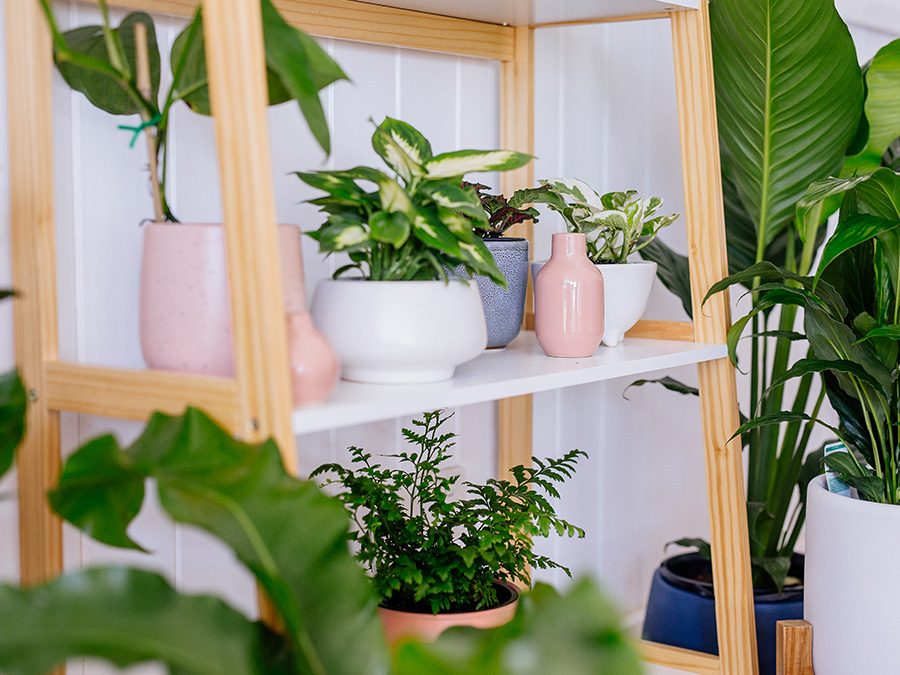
[
  {"xmin": 40, "ymin": 0, "xmax": 346, "ymax": 221},
  {"xmin": 312, "ymin": 410, "xmax": 585, "ymax": 614},
  {"xmin": 523, "ymin": 178, "xmax": 678, "ymax": 264},
  {"xmin": 463, "ymin": 182, "xmax": 541, "ymax": 238},
  {"xmin": 717, "ymin": 168, "xmax": 900, "ymax": 506},
  {"xmin": 298, "ymin": 118, "xmax": 531, "ymax": 286}
]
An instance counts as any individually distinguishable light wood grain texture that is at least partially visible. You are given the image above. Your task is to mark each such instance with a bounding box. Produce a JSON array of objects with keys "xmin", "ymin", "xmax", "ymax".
[
  {"xmin": 672, "ymin": 5, "xmax": 758, "ymax": 675},
  {"xmin": 776, "ymin": 620, "xmax": 814, "ymax": 675},
  {"xmin": 202, "ymin": 0, "xmax": 296, "ymax": 472},
  {"xmin": 498, "ymin": 25, "xmax": 536, "ymax": 475},
  {"xmin": 626, "ymin": 320, "xmax": 694, "ymax": 341},
  {"xmin": 7, "ymin": 0, "xmax": 64, "ymax": 589},
  {"xmin": 98, "ymin": 0, "xmax": 515, "ymax": 61},
  {"xmin": 532, "ymin": 11, "xmax": 671, "ymax": 28},
  {"xmin": 638, "ymin": 640, "xmax": 721, "ymax": 675},
  {"xmin": 43, "ymin": 362, "xmax": 240, "ymax": 430}
]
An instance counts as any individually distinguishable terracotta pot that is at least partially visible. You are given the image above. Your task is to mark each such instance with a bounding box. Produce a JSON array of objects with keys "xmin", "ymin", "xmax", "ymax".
[
  {"xmin": 377, "ymin": 581, "xmax": 519, "ymax": 645},
  {"xmin": 139, "ymin": 223, "xmax": 306, "ymax": 376}
]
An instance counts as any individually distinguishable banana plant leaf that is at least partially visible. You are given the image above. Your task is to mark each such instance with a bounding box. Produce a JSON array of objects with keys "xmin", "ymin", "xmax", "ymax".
[
  {"xmin": 0, "ymin": 568, "xmax": 290, "ymax": 675},
  {"xmin": 49, "ymin": 407, "xmax": 389, "ymax": 675}
]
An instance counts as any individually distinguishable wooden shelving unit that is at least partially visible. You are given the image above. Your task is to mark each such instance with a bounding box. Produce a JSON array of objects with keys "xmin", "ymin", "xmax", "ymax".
[{"xmin": 6, "ymin": 0, "xmax": 756, "ymax": 673}]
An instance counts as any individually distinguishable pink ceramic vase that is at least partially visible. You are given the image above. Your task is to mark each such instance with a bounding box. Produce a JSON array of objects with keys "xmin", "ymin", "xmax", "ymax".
[
  {"xmin": 287, "ymin": 312, "xmax": 339, "ymax": 406},
  {"xmin": 140, "ymin": 223, "xmax": 307, "ymax": 376},
  {"xmin": 534, "ymin": 232, "xmax": 604, "ymax": 357}
]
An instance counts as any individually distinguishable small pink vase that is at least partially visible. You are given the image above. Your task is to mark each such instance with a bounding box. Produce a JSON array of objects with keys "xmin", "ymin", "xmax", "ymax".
[
  {"xmin": 534, "ymin": 232, "xmax": 604, "ymax": 357},
  {"xmin": 140, "ymin": 223, "xmax": 306, "ymax": 376},
  {"xmin": 287, "ymin": 312, "xmax": 339, "ymax": 406}
]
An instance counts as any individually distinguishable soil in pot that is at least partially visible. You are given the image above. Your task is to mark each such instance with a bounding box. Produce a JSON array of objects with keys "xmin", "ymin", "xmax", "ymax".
[
  {"xmin": 377, "ymin": 581, "xmax": 519, "ymax": 645},
  {"xmin": 642, "ymin": 552, "xmax": 803, "ymax": 675}
]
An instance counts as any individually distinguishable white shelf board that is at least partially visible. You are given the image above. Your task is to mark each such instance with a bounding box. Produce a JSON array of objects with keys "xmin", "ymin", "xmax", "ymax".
[
  {"xmin": 292, "ymin": 331, "xmax": 725, "ymax": 435},
  {"xmin": 353, "ymin": 0, "xmax": 698, "ymax": 27}
]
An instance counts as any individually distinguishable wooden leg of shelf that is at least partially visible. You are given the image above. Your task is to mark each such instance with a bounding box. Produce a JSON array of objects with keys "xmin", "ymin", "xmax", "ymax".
[
  {"xmin": 637, "ymin": 640, "xmax": 720, "ymax": 675},
  {"xmin": 7, "ymin": 0, "xmax": 64, "ymax": 589},
  {"xmin": 499, "ymin": 395, "xmax": 533, "ymax": 474},
  {"xmin": 777, "ymin": 620, "xmax": 814, "ymax": 675}
]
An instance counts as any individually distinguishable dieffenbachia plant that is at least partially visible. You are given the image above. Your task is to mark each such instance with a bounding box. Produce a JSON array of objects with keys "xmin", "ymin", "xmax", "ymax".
[
  {"xmin": 297, "ymin": 117, "xmax": 531, "ymax": 286},
  {"xmin": 525, "ymin": 178, "xmax": 678, "ymax": 264},
  {"xmin": 39, "ymin": 0, "xmax": 346, "ymax": 222}
]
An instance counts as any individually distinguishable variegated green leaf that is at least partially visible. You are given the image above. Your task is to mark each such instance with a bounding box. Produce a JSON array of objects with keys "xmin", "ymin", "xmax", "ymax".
[
  {"xmin": 377, "ymin": 175, "xmax": 414, "ymax": 217},
  {"xmin": 371, "ymin": 117, "xmax": 430, "ymax": 182},
  {"xmin": 419, "ymin": 183, "xmax": 487, "ymax": 223},
  {"xmin": 369, "ymin": 211, "xmax": 410, "ymax": 248},
  {"xmin": 425, "ymin": 149, "xmax": 531, "ymax": 179}
]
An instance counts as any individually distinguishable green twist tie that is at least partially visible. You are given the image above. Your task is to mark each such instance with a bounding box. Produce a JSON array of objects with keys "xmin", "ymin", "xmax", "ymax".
[{"xmin": 118, "ymin": 112, "xmax": 162, "ymax": 148}]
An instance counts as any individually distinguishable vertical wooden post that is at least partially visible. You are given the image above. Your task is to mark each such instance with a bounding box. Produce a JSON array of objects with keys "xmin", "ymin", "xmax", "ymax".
[
  {"xmin": 776, "ymin": 620, "xmax": 814, "ymax": 675},
  {"xmin": 498, "ymin": 25, "xmax": 535, "ymax": 475},
  {"xmin": 201, "ymin": 0, "xmax": 296, "ymax": 471},
  {"xmin": 670, "ymin": 5, "xmax": 758, "ymax": 675},
  {"xmin": 7, "ymin": 0, "xmax": 64, "ymax": 587}
]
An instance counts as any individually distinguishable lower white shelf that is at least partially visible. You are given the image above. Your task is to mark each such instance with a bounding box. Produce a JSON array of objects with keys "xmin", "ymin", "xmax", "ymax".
[{"xmin": 291, "ymin": 331, "xmax": 726, "ymax": 435}]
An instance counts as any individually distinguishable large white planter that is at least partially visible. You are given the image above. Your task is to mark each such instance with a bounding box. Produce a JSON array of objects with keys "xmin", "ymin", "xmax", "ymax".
[
  {"xmin": 805, "ymin": 475, "xmax": 900, "ymax": 674},
  {"xmin": 310, "ymin": 279, "xmax": 487, "ymax": 384},
  {"xmin": 530, "ymin": 259, "xmax": 657, "ymax": 347}
]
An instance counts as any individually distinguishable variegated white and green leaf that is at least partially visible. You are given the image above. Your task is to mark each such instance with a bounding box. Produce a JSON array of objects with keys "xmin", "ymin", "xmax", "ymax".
[
  {"xmin": 369, "ymin": 211, "xmax": 411, "ymax": 248},
  {"xmin": 419, "ymin": 183, "xmax": 487, "ymax": 223},
  {"xmin": 377, "ymin": 175, "xmax": 415, "ymax": 217},
  {"xmin": 425, "ymin": 149, "xmax": 531, "ymax": 179},
  {"xmin": 372, "ymin": 120, "xmax": 428, "ymax": 183}
]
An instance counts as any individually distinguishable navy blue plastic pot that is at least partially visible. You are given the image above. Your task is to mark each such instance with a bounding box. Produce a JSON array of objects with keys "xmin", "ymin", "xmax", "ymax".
[{"xmin": 642, "ymin": 553, "xmax": 803, "ymax": 675}]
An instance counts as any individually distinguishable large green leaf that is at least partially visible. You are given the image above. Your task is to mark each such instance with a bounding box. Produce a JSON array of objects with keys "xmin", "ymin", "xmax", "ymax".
[
  {"xmin": 56, "ymin": 12, "xmax": 160, "ymax": 116},
  {"xmin": 394, "ymin": 581, "xmax": 641, "ymax": 675},
  {"xmin": 815, "ymin": 214, "xmax": 900, "ymax": 285},
  {"xmin": 0, "ymin": 370, "xmax": 26, "ymax": 479},
  {"xmin": 372, "ymin": 118, "xmax": 432, "ymax": 183},
  {"xmin": 844, "ymin": 39, "xmax": 900, "ymax": 174},
  {"xmin": 50, "ymin": 408, "xmax": 389, "ymax": 675},
  {"xmin": 0, "ymin": 568, "xmax": 288, "ymax": 675},
  {"xmin": 637, "ymin": 238, "xmax": 693, "ymax": 317},
  {"xmin": 425, "ymin": 149, "xmax": 531, "ymax": 179},
  {"xmin": 710, "ymin": 0, "xmax": 863, "ymax": 251}
]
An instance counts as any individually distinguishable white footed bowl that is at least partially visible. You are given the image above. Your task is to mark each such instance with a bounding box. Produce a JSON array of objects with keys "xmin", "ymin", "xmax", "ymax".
[{"xmin": 310, "ymin": 279, "xmax": 487, "ymax": 384}]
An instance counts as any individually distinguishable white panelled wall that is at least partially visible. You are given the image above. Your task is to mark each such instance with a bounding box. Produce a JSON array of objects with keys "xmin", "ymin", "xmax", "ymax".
[{"xmin": 0, "ymin": 2, "xmax": 897, "ymax": 674}]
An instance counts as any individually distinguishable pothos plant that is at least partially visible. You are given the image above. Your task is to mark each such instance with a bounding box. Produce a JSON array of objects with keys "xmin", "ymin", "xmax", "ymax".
[
  {"xmin": 312, "ymin": 410, "xmax": 586, "ymax": 614},
  {"xmin": 40, "ymin": 0, "xmax": 346, "ymax": 222},
  {"xmin": 525, "ymin": 178, "xmax": 678, "ymax": 264},
  {"xmin": 297, "ymin": 118, "xmax": 531, "ymax": 286},
  {"xmin": 463, "ymin": 182, "xmax": 541, "ymax": 238},
  {"xmin": 0, "ymin": 402, "xmax": 640, "ymax": 675}
]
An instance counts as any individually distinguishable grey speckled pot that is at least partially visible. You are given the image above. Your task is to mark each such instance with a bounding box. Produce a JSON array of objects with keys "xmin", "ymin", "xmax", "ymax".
[{"xmin": 454, "ymin": 238, "xmax": 529, "ymax": 349}]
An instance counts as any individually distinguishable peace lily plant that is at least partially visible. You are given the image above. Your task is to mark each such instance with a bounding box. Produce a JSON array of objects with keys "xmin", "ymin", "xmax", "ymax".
[{"xmin": 298, "ymin": 117, "xmax": 531, "ymax": 285}]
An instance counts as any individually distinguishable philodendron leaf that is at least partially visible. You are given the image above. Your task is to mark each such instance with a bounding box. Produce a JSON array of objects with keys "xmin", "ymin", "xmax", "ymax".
[
  {"xmin": 710, "ymin": 0, "xmax": 862, "ymax": 251},
  {"xmin": 425, "ymin": 149, "xmax": 531, "ymax": 179},
  {"xmin": 844, "ymin": 39, "xmax": 900, "ymax": 174},
  {"xmin": 393, "ymin": 580, "xmax": 641, "ymax": 675},
  {"xmin": 0, "ymin": 370, "xmax": 26, "ymax": 478},
  {"xmin": 56, "ymin": 12, "xmax": 160, "ymax": 116},
  {"xmin": 0, "ymin": 567, "xmax": 288, "ymax": 675},
  {"xmin": 51, "ymin": 408, "xmax": 389, "ymax": 675}
]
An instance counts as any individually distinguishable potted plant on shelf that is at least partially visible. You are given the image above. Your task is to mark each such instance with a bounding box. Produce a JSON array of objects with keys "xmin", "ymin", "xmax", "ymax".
[
  {"xmin": 39, "ymin": 0, "xmax": 346, "ymax": 384},
  {"xmin": 455, "ymin": 182, "xmax": 541, "ymax": 349},
  {"xmin": 297, "ymin": 117, "xmax": 531, "ymax": 384},
  {"xmin": 709, "ymin": 166, "xmax": 900, "ymax": 675},
  {"xmin": 528, "ymin": 179, "xmax": 678, "ymax": 347},
  {"xmin": 0, "ymin": 399, "xmax": 640, "ymax": 674},
  {"xmin": 311, "ymin": 409, "xmax": 586, "ymax": 645}
]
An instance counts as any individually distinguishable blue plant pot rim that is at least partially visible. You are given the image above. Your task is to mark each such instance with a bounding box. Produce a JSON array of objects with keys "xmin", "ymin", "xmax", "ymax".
[{"xmin": 659, "ymin": 552, "xmax": 804, "ymax": 603}]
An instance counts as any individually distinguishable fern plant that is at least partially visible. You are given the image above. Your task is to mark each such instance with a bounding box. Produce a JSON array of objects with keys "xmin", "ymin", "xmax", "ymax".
[{"xmin": 311, "ymin": 410, "xmax": 586, "ymax": 614}]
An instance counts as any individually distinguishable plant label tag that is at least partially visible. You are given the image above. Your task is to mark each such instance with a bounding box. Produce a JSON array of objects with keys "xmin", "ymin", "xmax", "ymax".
[{"xmin": 824, "ymin": 442, "xmax": 852, "ymax": 497}]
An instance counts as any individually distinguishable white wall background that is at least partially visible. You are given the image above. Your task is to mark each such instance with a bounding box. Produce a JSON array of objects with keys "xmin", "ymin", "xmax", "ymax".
[{"xmin": 0, "ymin": 2, "xmax": 896, "ymax": 674}]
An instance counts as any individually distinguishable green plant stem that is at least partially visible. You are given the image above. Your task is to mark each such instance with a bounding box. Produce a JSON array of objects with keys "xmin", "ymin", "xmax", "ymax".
[{"xmin": 98, "ymin": 0, "xmax": 129, "ymax": 76}]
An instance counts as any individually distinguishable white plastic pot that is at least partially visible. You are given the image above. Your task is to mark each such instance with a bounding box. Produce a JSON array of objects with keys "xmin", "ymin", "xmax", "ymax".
[
  {"xmin": 309, "ymin": 279, "xmax": 487, "ymax": 384},
  {"xmin": 805, "ymin": 475, "xmax": 900, "ymax": 675}
]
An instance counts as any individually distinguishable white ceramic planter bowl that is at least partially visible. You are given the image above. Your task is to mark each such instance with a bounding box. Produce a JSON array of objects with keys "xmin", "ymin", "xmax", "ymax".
[
  {"xmin": 805, "ymin": 475, "xmax": 900, "ymax": 675},
  {"xmin": 310, "ymin": 279, "xmax": 487, "ymax": 384},
  {"xmin": 531, "ymin": 259, "xmax": 657, "ymax": 347}
]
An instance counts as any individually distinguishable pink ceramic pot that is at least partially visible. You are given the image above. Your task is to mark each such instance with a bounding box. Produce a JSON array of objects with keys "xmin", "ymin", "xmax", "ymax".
[
  {"xmin": 534, "ymin": 232, "xmax": 604, "ymax": 357},
  {"xmin": 287, "ymin": 311, "xmax": 339, "ymax": 406},
  {"xmin": 140, "ymin": 223, "xmax": 307, "ymax": 376},
  {"xmin": 377, "ymin": 582, "xmax": 519, "ymax": 646}
]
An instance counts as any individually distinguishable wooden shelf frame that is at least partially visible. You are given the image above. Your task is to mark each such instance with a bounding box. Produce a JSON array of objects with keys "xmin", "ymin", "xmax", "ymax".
[{"xmin": 6, "ymin": 0, "xmax": 756, "ymax": 673}]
